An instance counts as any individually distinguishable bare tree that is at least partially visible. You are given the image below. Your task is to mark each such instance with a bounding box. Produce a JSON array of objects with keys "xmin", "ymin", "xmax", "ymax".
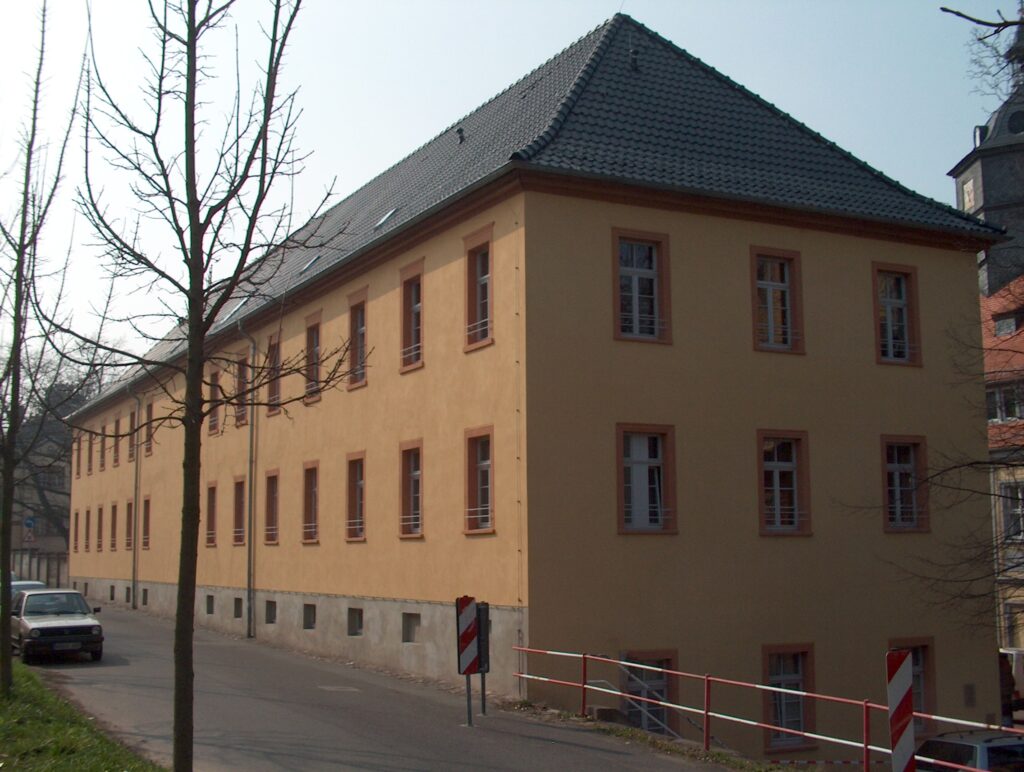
[
  {"xmin": 0, "ymin": 2, "xmax": 90, "ymax": 697},
  {"xmin": 61, "ymin": 2, "xmax": 349, "ymax": 767},
  {"xmin": 942, "ymin": 5, "xmax": 1024, "ymax": 99}
]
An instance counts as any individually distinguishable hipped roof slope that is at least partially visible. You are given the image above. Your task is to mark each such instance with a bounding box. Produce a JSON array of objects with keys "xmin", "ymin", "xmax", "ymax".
[{"xmin": 85, "ymin": 13, "xmax": 996, "ymax": 411}]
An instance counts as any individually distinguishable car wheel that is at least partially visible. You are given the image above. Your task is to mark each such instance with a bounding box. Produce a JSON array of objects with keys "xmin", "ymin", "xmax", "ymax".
[{"xmin": 91, "ymin": 648, "xmax": 102, "ymax": 662}]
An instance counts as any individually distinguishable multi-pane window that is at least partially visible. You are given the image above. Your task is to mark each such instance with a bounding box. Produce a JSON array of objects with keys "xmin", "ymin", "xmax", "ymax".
[
  {"xmin": 88, "ymin": 433, "xmax": 94, "ymax": 474},
  {"xmin": 97, "ymin": 507, "xmax": 104, "ymax": 551},
  {"xmin": 624, "ymin": 658, "xmax": 671, "ymax": 734},
  {"xmin": 988, "ymin": 382, "xmax": 1024, "ymax": 422},
  {"xmin": 142, "ymin": 499, "xmax": 150, "ymax": 548},
  {"xmin": 233, "ymin": 480, "xmax": 245, "ymax": 545},
  {"xmin": 761, "ymin": 436, "xmax": 806, "ymax": 533},
  {"xmin": 75, "ymin": 436, "xmax": 82, "ymax": 477},
  {"xmin": 128, "ymin": 410, "xmax": 136, "ymax": 461},
  {"xmin": 208, "ymin": 371, "xmax": 221, "ymax": 433},
  {"xmin": 303, "ymin": 465, "xmax": 319, "ymax": 541},
  {"xmin": 110, "ymin": 504, "xmax": 117, "ymax": 551},
  {"xmin": 614, "ymin": 237, "xmax": 671, "ymax": 339},
  {"xmin": 622, "ymin": 433, "xmax": 666, "ymax": 531},
  {"xmin": 264, "ymin": 474, "xmax": 279, "ymax": 543},
  {"xmin": 126, "ymin": 501, "xmax": 134, "ymax": 550},
  {"xmin": 402, "ymin": 273, "xmax": 423, "ymax": 367},
  {"xmin": 350, "ymin": 302, "xmax": 367, "ymax": 385},
  {"xmin": 85, "ymin": 509, "xmax": 91, "ymax": 550},
  {"xmin": 1002, "ymin": 483, "xmax": 1024, "ymax": 541},
  {"xmin": 113, "ymin": 418, "xmax": 121, "ymax": 466},
  {"xmin": 73, "ymin": 511, "xmax": 79, "ymax": 552},
  {"xmin": 235, "ymin": 357, "xmax": 248, "ymax": 424},
  {"xmin": 267, "ymin": 337, "xmax": 281, "ymax": 409},
  {"xmin": 1006, "ymin": 604, "xmax": 1024, "ymax": 648},
  {"xmin": 401, "ymin": 445, "xmax": 423, "ymax": 536},
  {"xmin": 467, "ymin": 432, "xmax": 492, "ymax": 532},
  {"xmin": 99, "ymin": 425, "xmax": 106, "ymax": 470},
  {"xmin": 467, "ymin": 246, "xmax": 491, "ymax": 345},
  {"xmin": 206, "ymin": 485, "xmax": 217, "ymax": 546},
  {"xmin": 875, "ymin": 266, "xmax": 918, "ymax": 364},
  {"xmin": 767, "ymin": 651, "xmax": 810, "ymax": 746},
  {"xmin": 754, "ymin": 253, "xmax": 800, "ymax": 351},
  {"xmin": 995, "ymin": 314, "xmax": 1020, "ymax": 337},
  {"xmin": 305, "ymin": 323, "xmax": 320, "ymax": 395},
  {"xmin": 347, "ymin": 456, "xmax": 365, "ymax": 540},
  {"xmin": 885, "ymin": 441, "xmax": 925, "ymax": 529}
]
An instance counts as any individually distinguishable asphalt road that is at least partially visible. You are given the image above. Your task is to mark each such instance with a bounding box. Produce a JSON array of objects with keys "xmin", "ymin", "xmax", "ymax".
[{"xmin": 33, "ymin": 607, "xmax": 721, "ymax": 771}]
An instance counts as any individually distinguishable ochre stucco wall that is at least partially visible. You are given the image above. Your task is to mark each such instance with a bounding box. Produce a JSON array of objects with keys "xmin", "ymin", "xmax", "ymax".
[
  {"xmin": 521, "ymin": 191, "xmax": 998, "ymax": 756},
  {"xmin": 70, "ymin": 192, "xmax": 529, "ymax": 610}
]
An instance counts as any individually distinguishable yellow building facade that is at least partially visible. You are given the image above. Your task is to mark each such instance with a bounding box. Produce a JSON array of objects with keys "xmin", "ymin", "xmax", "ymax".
[{"xmin": 70, "ymin": 14, "xmax": 1003, "ymax": 759}]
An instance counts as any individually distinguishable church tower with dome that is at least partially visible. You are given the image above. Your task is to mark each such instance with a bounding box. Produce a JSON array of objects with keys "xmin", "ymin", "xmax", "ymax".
[{"xmin": 951, "ymin": 23, "xmax": 1024, "ymax": 295}]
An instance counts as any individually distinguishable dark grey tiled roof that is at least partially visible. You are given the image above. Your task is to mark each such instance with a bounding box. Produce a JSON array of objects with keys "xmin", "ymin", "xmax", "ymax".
[
  {"xmin": 89, "ymin": 14, "xmax": 997, "ymax": 408},
  {"xmin": 249, "ymin": 14, "xmax": 996, "ymax": 327}
]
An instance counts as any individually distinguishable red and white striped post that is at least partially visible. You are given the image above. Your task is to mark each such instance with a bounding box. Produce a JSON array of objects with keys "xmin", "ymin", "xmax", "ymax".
[
  {"xmin": 456, "ymin": 596, "xmax": 479, "ymax": 727},
  {"xmin": 887, "ymin": 649, "xmax": 916, "ymax": 772}
]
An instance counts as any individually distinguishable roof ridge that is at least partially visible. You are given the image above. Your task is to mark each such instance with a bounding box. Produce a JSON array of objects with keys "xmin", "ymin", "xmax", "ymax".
[
  {"xmin": 511, "ymin": 14, "xmax": 625, "ymax": 162},
  {"xmin": 603, "ymin": 15, "xmax": 997, "ymax": 235},
  {"xmin": 296, "ymin": 16, "xmax": 620, "ymax": 237}
]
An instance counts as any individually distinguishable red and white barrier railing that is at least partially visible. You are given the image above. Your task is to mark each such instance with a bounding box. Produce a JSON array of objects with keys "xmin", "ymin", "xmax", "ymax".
[{"xmin": 514, "ymin": 646, "xmax": 1024, "ymax": 771}]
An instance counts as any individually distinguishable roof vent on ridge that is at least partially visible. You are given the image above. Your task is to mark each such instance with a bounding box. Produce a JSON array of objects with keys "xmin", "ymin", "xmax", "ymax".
[{"xmin": 456, "ymin": 127, "xmax": 465, "ymax": 144}]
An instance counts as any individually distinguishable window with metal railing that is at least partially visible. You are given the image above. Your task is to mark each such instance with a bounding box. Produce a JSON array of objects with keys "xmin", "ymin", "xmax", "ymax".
[
  {"xmin": 206, "ymin": 485, "xmax": 217, "ymax": 546},
  {"xmin": 401, "ymin": 445, "xmax": 422, "ymax": 536},
  {"xmin": 347, "ymin": 456, "xmax": 365, "ymax": 540},
  {"xmin": 466, "ymin": 432, "xmax": 492, "ymax": 532},
  {"xmin": 402, "ymin": 273, "xmax": 423, "ymax": 368},
  {"xmin": 302, "ymin": 465, "xmax": 318, "ymax": 541},
  {"xmin": 264, "ymin": 474, "xmax": 279, "ymax": 543},
  {"xmin": 233, "ymin": 479, "xmax": 245, "ymax": 545}
]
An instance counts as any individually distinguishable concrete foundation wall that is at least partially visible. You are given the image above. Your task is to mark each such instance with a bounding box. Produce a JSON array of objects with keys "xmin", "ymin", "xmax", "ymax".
[{"xmin": 72, "ymin": 575, "xmax": 527, "ymax": 697}]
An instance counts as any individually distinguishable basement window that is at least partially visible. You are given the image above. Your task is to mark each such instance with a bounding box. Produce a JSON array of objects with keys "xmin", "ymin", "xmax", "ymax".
[
  {"xmin": 142, "ymin": 588, "xmax": 149, "ymax": 606},
  {"xmin": 303, "ymin": 603, "xmax": 317, "ymax": 630},
  {"xmin": 125, "ymin": 587, "xmax": 131, "ymax": 604},
  {"xmin": 265, "ymin": 600, "xmax": 277, "ymax": 625},
  {"xmin": 233, "ymin": 597, "xmax": 243, "ymax": 619},
  {"xmin": 401, "ymin": 612, "xmax": 421, "ymax": 643},
  {"xmin": 206, "ymin": 595, "xmax": 214, "ymax": 615},
  {"xmin": 109, "ymin": 586, "xmax": 115, "ymax": 601},
  {"xmin": 347, "ymin": 608, "xmax": 363, "ymax": 637}
]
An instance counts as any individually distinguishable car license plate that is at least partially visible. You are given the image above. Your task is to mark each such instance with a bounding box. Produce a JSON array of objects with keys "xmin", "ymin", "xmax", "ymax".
[{"xmin": 53, "ymin": 642, "xmax": 81, "ymax": 651}]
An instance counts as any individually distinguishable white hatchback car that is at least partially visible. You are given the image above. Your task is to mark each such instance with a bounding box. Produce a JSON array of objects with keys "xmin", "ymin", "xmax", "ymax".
[{"xmin": 917, "ymin": 731, "xmax": 1024, "ymax": 771}]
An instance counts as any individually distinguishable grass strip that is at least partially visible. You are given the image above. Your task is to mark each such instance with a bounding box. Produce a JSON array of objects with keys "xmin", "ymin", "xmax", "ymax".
[{"xmin": 0, "ymin": 661, "xmax": 164, "ymax": 771}]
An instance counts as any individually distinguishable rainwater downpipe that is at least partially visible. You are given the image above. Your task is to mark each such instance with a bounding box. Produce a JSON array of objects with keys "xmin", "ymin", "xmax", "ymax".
[
  {"xmin": 128, "ymin": 387, "xmax": 143, "ymax": 611},
  {"xmin": 238, "ymin": 321, "xmax": 258, "ymax": 639}
]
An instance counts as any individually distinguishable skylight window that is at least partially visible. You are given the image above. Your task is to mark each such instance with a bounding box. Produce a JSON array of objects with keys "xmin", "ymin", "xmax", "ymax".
[
  {"xmin": 300, "ymin": 254, "xmax": 322, "ymax": 273},
  {"xmin": 374, "ymin": 208, "xmax": 398, "ymax": 229},
  {"xmin": 222, "ymin": 296, "xmax": 250, "ymax": 322}
]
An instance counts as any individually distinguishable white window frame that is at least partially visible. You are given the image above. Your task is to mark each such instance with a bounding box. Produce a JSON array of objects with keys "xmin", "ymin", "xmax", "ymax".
[
  {"xmin": 886, "ymin": 443, "xmax": 919, "ymax": 528},
  {"xmin": 623, "ymin": 433, "xmax": 665, "ymax": 530},
  {"xmin": 403, "ymin": 277, "xmax": 422, "ymax": 365},
  {"xmin": 763, "ymin": 438, "xmax": 800, "ymax": 531},
  {"xmin": 989, "ymin": 382, "xmax": 1024, "ymax": 423},
  {"xmin": 403, "ymin": 449, "xmax": 422, "ymax": 535},
  {"xmin": 470, "ymin": 436, "xmax": 491, "ymax": 530},
  {"xmin": 624, "ymin": 660, "xmax": 670, "ymax": 734},
  {"xmin": 467, "ymin": 249, "xmax": 490, "ymax": 342},
  {"xmin": 1003, "ymin": 483, "xmax": 1024, "ymax": 541},
  {"xmin": 352, "ymin": 304, "xmax": 367, "ymax": 382},
  {"xmin": 768, "ymin": 652, "xmax": 806, "ymax": 746},
  {"xmin": 619, "ymin": 240, "xmax": 660, "ymax": 338},
  {"xmin": 349, "ymin": 458, "xmax": 365, "ymax": 538},
  {"xmin": 878, "ymin": 271, "xmax": 910, "ymax": 361},
  {"xmin": 756, "ymin": 256, "xmax": 793, "ymax": 349}
]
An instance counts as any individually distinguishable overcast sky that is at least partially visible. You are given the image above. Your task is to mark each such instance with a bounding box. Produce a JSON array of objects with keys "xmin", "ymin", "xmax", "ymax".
[{"xmin": 0, "ymin": 1, "xmax": 1017, "ymax": 341}]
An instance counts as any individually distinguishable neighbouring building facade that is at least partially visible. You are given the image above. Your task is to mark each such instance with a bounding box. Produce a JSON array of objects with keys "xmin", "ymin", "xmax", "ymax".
[
  {"xmin": 70, "ymin": 15, "xmax": 1002, "ymax": 759},
  {"xmin": 952, "ymin": 24, "xmax": 1024, "ymax": 650}
]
